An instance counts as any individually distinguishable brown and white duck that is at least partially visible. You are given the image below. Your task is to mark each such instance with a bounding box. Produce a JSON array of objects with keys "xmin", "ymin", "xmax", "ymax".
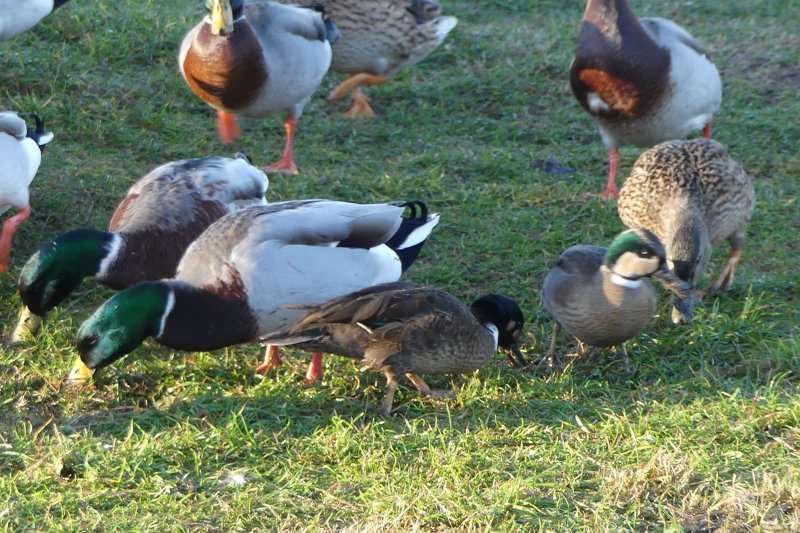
[
  {"xmin": 569, "ymin": 0, "xmax": 722, "ymax": 198},
  {"xmin": 263, "ymin": 282, "xmax": 526, "ymax": 417},
  {"xmin": 179, "ymin": 0, "xmax": 337, "ymax": 174},
  {"xmin": 14, "ymin": 154, "xmax": 267, "ymax": 341},
  {"xmin": 542, "ymin": 228, "xmax": 692, "ymax": 370},
  {"xmin": 617, "ymin": 138, "xmax": 755, "ymax": 323}
]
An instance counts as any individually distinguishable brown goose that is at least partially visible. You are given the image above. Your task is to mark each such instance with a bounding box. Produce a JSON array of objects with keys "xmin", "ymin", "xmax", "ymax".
[
  {"xmin": 263, "ymin": 282, "xmax": 526, "ymax": 417},
  {"xmin": 542, "ymin": 228, "xmax": 692, "ymax": 369},
  {"xmin": 569, "ymin": 0, "xmax": 721, "ymax": 198},
  {"xmin": 617, "ymin": 138, "xmax": 755, "ymax": 323}
]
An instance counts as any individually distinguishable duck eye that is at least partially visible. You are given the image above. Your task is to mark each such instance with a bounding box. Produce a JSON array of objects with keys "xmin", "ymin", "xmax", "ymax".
[{"xmin": 638, "ymin": 249, "xmax": 652, "ymax": 258}]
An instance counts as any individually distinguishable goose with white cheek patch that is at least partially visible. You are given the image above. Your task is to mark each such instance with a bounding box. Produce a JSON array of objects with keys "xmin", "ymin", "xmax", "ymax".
[
  {"xmin": 569, "ymin": 0, "xmax": 721, "ymax": 199},
  {"xmin": 263, "ymin": 282, "xmax": 526, "ymax": 418},
  {"xmin": 179, "ymin": 0, "xmax": 338, "ymax": 174},
  {"xmin": 542, "ymin": 228, "xmax": 693, "ymax": 371},
  {"xmin": 14, "ymin": 154, "xmax": 267, "ymax": 342},
  {"xmin": 70, "ymin": 200, "xmax": 440, "ymax": 385}
]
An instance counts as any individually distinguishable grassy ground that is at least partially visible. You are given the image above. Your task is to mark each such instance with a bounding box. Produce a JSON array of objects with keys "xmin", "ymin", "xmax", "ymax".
[{"xmin": 1, "ymin": 0, "xmax": 798, "ymax": 530}]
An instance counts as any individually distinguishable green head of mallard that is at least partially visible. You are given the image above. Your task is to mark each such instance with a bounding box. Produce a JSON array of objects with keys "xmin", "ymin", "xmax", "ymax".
[
  {"xmin": 470, "ymin": 294, "xmax": 527, "ymax": 368},
  {"xmin": 70, "ymin": 281, "xmax": 172, "ymax": 384}
]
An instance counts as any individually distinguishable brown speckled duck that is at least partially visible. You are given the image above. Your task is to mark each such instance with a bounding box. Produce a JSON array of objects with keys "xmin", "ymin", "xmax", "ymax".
[
  {"xmin": 284, "ymin": 0, "xmax": 457, "ymax": 117},
  {"xmin": 179, "ymin": 0, "xmax": 337, "ymax": 174},
  {"xmin": 569, "ymin": 0, "xmax": 722, "ymax": 198},
  {"xmin": 542, "ymin": 228, "xmax": 692, "ymax": 369},
  {"xmin": 263, "ymin": 282, "xmax": 526, "ymax": 418},
  {"xmin": 618, "ymin": 138, "xmax": 755, "ymax": 324},
  {"xmin": 14, "ymin": 154, "xmax": 267, "ymax": 341}
]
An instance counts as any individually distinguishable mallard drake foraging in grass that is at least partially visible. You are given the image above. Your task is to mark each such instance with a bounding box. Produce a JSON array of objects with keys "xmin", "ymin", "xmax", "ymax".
[
  {"xmin": 0, "ymin": 112, "xmax": 53, "ymax": 273},
  {"xmin": 179, "ymin": 0, "xmax": 337, "ymax": 174},
  {"xmin": 282, "ymin": 0, "xmax": 457, "ymax": 117},
  {"xmin": 541, "ymin": 228, "xmax": 692, "ymax": 371},
  {"xmin": 0, "ymin": 0, "xmax": 70, "ymax": 40},
  {"xmin": 13, "ymin": 154, "xmax": 267, "ymax": 342},
  {"xmin": 617, "ymin": 138, "xmax": 755, "ymax": 324},
  {"xmin": 569, "ymin": 0, "xmax": 721, "ymax": 199},
  {"xmin": 70, "ymin": 200, "xmax": 440, "ymax": 385},
  {"xmin": 263, "ymin": 282, "xmax": 526, "ymax": 418}
]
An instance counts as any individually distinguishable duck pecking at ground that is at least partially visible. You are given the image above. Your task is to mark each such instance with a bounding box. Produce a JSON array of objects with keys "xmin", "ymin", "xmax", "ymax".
[
  {"xmin": 69, "ymin": 200, "xmax": 440, "ymax": 385},
  {"xmin": 569, "ymin": 0, "xmax": 721, "ymax": 199},
  {"xmin": 0, "ymin": 0, "xmax": 71, "ymax": 40},
  {"xmin": 263, "ymin": 282, "xmax": 526, "ymax": 418},
  {"xmin": 14, "ymin": 154, "xmax": 267, "ymax": 341},
  {"xmin": 541, "ymin": 228, "xmax": 692, "ymax": 371},
  {"xmin": 282, "ymin": 0, "xmax": 457, "ymax": 117},
  {"xmin": 617, "ymin": 138, "xmax": 755, "ymax": 324},
  {"xmin": 179, "ymin": 0, "xmax": 338, "ymax": 174},
  {"xmin": 0, "ymin": 112, "xmax": 53, "ymax": 273}
]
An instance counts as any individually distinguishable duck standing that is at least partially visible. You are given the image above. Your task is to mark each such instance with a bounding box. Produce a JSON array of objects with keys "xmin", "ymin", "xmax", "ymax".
[
  {"xmin": 263, "ymin": 282, "xmax": 526, "ymax": 417},
  {"xmin": 569, "ymin": 0, "xmax": 721, "ymax": 198},
  {"xmin": 70, "ymin": 200, "xmax": 440, "ymax": 384},
  {"xmin": 617, "ymin": 139, "xmax": 755, "ymax": 323},
  {"xmin": 179, "ymin": 0, "xmax": 337, "ymax": 174},
  {"xmin": 0, "ymin": 112, "xmax": 53, "ymax": 273},
  {"xmin": 542, "ymin": 229, "xmax": 692, "ymax": 370},
  {"xmin": 14, "ymin": 154, "xmax": 267, "ymax": 341}
]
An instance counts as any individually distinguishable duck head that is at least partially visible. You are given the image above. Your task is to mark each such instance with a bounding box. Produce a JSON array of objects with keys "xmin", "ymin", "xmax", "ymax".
[
  {"xmin": 69, "ymin": 281, "xmax": 172, "ymax": 384},
  {"xmin": 470, "ymin": 294, "xmax": 527, "ymax": 368}
]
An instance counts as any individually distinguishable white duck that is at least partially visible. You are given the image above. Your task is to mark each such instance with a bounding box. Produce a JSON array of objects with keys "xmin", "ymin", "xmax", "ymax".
[{"xmin": 0, "ymin": 0, "xmax": 70, "ymax": 40}]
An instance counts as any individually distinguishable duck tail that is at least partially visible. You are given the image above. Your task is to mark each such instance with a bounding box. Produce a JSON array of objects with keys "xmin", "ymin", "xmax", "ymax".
[{"xmin": 385, "ymin": 201, "xmax": 440, "ymax": 272}]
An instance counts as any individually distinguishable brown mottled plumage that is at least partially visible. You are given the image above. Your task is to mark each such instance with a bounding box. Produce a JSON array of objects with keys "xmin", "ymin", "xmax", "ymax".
[
  {"xmin": 282, "ymin": 0, "xmax": 457, "ymax": 116},
  {"xmin": 263, "ymin": 282, "xmax": 526, "ymax": 417},
  {"xmin": 617, "ymin": 139, "xmax": 755, "ymax": 323}
]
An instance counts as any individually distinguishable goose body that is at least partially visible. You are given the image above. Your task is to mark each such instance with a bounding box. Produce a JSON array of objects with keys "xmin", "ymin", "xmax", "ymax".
[
  {"xmin": 15, "ymin": 155, "xmax": 267, "ymax": 340},
  {"xmin": 569, "ymin": 0, "xmax": 721, "ymax": 198},
  {"xmin": 286, "ymin": 0, "xmax": 457, "ymax": 116},
  {"xmin": 179, "ymin": 0, "xmax": 335, "ymax": 174},
  {"xmin": 0, "ymin": 112, "xmax": 53, "ymax": 272},
  {"xmin": 264, "ymin": 282, "xmax": 525, "ymax": 417},
  {"xmin": 71, "ymin": 200, "xmax": 440, "ymax": 383},
  {"xmin": 542, "ymin": 228, "xmax": 691, "ymax": 367},
  {"xmin": 617, "ymin": 139, "xmax": 755, "ymax": 323},
  {"xmin": 0, "ymin": 0, "xmax": 70, "ymax": 40}
]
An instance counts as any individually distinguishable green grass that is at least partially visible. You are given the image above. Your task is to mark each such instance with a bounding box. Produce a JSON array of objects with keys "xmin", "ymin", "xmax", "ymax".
[{"xmin": 1, "ymin": 0, "xmax": 799, "ymax": 530}]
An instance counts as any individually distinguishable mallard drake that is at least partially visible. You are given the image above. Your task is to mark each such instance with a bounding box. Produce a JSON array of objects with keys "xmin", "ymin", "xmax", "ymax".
[
  {"xmin": 617, "ymin": 138, "xmax": 755, "ymax": 324},
  {"xmin": 13, "ymin": 154, "xmax": 268, "ymax": 342},
  {"xmin": 285, "ymin": 0, "xmax": 457, "ymax": 117},
  {"xmin": 569, "ymin": 0, "xmax": 721, "ymax": 198},
  {"xmin": 263, "ymin": 282, "xmax": 526, "ymax": 417},
  {"xmin": 69, "ymin": 199, "xmax": 440, "ymax": 384},
  {"xmin": 542, "ymin": 228, "xmax": 692, "ymax": 369},
  {"xmin": 0, "ymin": 112, "xmax": 53, "ymax": 273},
  {"xmin": 179, "ymin": 0, "xmax": 337, "ymax": 174},
  {"xmin": 0, "ymin": 0, "xmax": 70, "ymax": 40}
]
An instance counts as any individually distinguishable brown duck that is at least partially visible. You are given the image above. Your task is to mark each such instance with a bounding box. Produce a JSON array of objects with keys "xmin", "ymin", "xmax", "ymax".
[{"xmin": 617, "ymin": 138, "xmax": 755, "ymax": 323}]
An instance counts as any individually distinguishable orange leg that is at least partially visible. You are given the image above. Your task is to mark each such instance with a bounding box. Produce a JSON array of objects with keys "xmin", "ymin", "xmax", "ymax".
[
  {"xmin": 0, "ymin": 205, "xmax": 31, "ymax": 272},
  {"xmin": 702, "ymin": 120, "xmax": 713, "ymax": 139},
  {"xmin": 709, "ymin": 247, "xmax": 742, "ymax": 295},
  {"xmin": 603, "ymin": 148, "xmax": 621, "ymax": 199},
  {"xmin": 328, "ymin": 73, "xmax": 388, "ymax": 117},
  {"xmin": 343, "ymin": 87, "xmax": 376, "ymax": 117},
  {"xmin": 263, "ymin": 115, "xmax": 299, "ymax": 175},
  {"xmin": 305, "ymin": 352, "xmax": 324, "ymax": 383},
  {"xmin": 217, "ymin": 110, "xmax": 241, "ymax": 146},
  {"xmin": 255, "ymin": 344, "xmax": 283, "ymax": 374}
]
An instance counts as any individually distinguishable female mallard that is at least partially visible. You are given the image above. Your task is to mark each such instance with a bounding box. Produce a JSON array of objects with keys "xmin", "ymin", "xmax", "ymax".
[
  {"xmin": 70, "ymin": 200, "xmax": 440, "ymax": 384},
  {"xmin": 0, "ymin": 0, "xmax": 70, "ymax": 40},
  {"xmin": 179, "ymin": 0, "xmax": 337, "ymax": 174},
  {"xmin": 263, "ymin": 282, "xmax": 526, "ymax": 418},
  {"xmin": 0, "ymin": 112, "xmax": 53, "ymax": 272},
  {"xmin": 14, "ymin": 154, "xmax": 267, "ymax": 341},
  {"xmin": 617, "ymin": 138, "xmax": 755, "ymax": 324},
  {"xmin": 286, "ymin": 0, "xmax": 457, "ymax": 116},
  {"xmin": 542, "ymin": 228, "xmax": 692, "ymax": 369},
  {"xmin": 569, "ymin": 0, "xmax": 721, "ymax": 198}
]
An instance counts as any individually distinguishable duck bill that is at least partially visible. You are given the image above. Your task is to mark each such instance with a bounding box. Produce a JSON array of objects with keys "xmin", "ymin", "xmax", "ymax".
[
  {"xmin": 67, "ymin": 356, "xmax": 95, "ymax": 385},
  {"xmin": 504, "ymin": 344, "xmax": 528, "ymax": 368},
  {"xmin": 652, "ymin": 264, "xmax": 697, "ymax": 324},
  {"xmin": 10, "ymin": 306, "xmax": 44, "ymax": 343},
  {"xmin": 211, "ymin": 0, "xmax": 234, "ymax": 36}
]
